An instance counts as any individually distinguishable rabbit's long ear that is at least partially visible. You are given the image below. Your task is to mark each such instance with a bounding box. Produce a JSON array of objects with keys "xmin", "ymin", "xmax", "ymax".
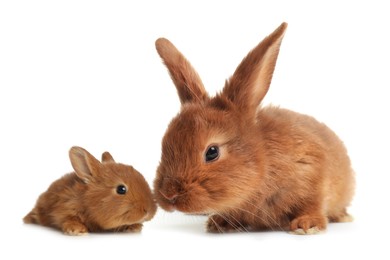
[
  {"xmin": 222, "ymin": 22, "xmax": 287, "ymax": 115},
  {"xmin": 155, "ymin": 38, "xmax": 208, "ymax": 104},
  {"xmin": 69, "ymin": 146, "xmax": 101, "ymax": 183}
]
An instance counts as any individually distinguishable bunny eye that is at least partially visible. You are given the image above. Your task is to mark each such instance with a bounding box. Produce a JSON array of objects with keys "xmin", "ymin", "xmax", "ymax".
[
  {"xmin": 116, "ymin": 185, "xmax": 127, "ymax": 195},
  {"xmin": 205, "ymin": 145, "xmax": 220, "ymax": 162}
]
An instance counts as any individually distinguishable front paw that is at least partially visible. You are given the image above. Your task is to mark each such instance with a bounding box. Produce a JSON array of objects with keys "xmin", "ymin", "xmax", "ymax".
[
  {"xmin": 206, "ymin": 215, "xmax": 246, "ymax": 233},
  {"xmin": 290, "ymin": 215, "xmax": 327, "ymax": 235},
  {"xmin": 118, "ymin": 223, "xmax": 143, "ymax": 233},
  {"xmin": 62, "ymin": 222, "xmax": 88, "ymax": 236}
]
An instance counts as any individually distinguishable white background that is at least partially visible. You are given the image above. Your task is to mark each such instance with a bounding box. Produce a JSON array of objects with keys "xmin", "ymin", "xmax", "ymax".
[{"xmin": 1, "ymin": 0, "xmax": 389, "ymax": 259}]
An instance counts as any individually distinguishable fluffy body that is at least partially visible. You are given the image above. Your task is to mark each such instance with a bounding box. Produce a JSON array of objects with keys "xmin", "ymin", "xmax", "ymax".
[{"xmin": 153, "ymin": 22, "xmax": 355, "ymax": 234}]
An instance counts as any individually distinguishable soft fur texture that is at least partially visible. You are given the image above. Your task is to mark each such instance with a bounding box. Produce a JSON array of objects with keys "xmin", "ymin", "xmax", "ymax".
[
  {"xmin": 153, "ymin": 22, "xmax": 355, "ymax": 234},
  {"xmin": 24, "ymin": 147, "xmax": 157, "ymax": 235}
]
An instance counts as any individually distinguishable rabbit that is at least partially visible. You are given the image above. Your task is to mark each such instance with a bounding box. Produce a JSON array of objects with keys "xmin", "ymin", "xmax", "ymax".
[
  {"xmin": 153, "ymin": 22, "xmax": 355, "ymax": 235},
  {"xmin": 24, "ymin": 146, "xmax": 157, "ymax": 235}
]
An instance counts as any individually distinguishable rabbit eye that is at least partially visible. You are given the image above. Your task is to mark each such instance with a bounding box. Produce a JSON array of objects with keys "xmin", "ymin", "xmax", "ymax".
[
  {"xmin": 116, "ymin": 185, "xmax": 127, "ymax": 195},
  {"xmin": 205, "ymin": 145, "xmax": 219, "ymax": 162}
]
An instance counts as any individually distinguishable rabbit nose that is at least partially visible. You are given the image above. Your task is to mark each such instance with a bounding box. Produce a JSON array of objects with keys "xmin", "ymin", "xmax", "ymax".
[
  {"xmin": 140, "ymin": 206, "xmax": 151, "ymax": 217},
  {"xmin": 159, "ymin": 190, "xmax": 178, "ymax": 204},
  {"xmin": 142, "ymin": 208, "xmax": 149, "ymax": 219}
]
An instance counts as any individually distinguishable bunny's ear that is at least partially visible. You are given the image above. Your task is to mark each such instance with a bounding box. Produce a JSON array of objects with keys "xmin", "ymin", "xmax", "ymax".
[
  {"xmin": 101, "ymin": 151, "xmax": 115, "ymax": 163},
  {"xmin": 155, "ymin": 38, "xmax": 208, "ymax": 104},
  {"xmin": 222, "ymin": 22, "xmax": 287, "ymax": 116},
  {"xmin": 69, "ymin": 146, "xmax": 101, "ymax": 183}
]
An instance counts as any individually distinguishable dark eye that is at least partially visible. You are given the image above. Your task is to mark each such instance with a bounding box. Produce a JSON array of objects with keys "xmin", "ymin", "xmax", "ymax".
[
  {"xmin": 116, "ymin": 185, "xmax": 127, "ymax": 195},
  {"xmin": 205, "ymin": 145, "xmax": 220, "ymax": 162}
]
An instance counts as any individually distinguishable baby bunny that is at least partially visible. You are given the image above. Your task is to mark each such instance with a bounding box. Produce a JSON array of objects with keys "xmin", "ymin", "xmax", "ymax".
[
  {"xmin": 24, "ymin": 146, "xmax": 157, "ymax": 235},
  {"xmin": 153, "ymin": 22, "xmax": 355, "ymax": 234}
]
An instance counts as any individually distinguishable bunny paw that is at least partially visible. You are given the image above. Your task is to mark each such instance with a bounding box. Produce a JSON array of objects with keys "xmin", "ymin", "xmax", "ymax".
[
  {"xmin": 119, "ymin": 223, "xmax": 143, "ymax": 233},
  {"xmin": 290, "ymin": 227, "xmax": 323, "ymax": 235},
  {"xmin": 62, "ymin": 222, "xmax": 88, "ymax": 236},
  {"xmin": 290, "ymin": 215, "xmax": 326, "ymax": 235},
  {"xmin": 206, "ymin": 215, "xmax": 247, "ymax": 233},
  {"xmin": 62, "ymin": 217, "xmax": 88, "ymax": 236}
]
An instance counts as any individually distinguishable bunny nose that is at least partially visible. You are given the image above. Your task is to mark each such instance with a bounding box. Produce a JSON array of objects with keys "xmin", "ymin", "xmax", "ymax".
[{"xmin": 160, "ymin": 190, "xmax": 178, "ymax": 204}]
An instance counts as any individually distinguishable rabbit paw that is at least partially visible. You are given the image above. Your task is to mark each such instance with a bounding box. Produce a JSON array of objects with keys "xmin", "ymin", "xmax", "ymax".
[
  {"xmin": 206, "ymin": 215, "xmax": 246, "ymax": 233},
  {"xmin": 290, "ymin": 215, "xmax": 326, "ymax": 235},
  {"xmin": 62, "ymin": 220, "xmax": 88, "ymax": 236},
  {"xmin": 119, "ymin": 223, "xmax": 143, "ymax": 233}
]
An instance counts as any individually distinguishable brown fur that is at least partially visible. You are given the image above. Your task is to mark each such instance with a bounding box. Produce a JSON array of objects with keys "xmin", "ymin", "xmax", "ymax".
[
  {"xmin": 153, "ymin": 22, "xmax": 355, "ymax": 234},
  {"xmin": 24, "ymin": 146, "xmax": 157, "ymax": 235}
]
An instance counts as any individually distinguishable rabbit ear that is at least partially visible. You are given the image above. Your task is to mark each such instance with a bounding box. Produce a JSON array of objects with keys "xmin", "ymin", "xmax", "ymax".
[
  {"xmin": 155, "ymin": 38, "xmax": 208, "ymax": 104},
  {"xmin": 222, "ymin": 22, "xmax": 287, "ymax": 115},
  {"xmin": 69, "ymin": 146, "xmax": 101, "ymax": 183},
  {"xmin": 101, "ymin": 151, "xmax": 115, "ymax": 163}
]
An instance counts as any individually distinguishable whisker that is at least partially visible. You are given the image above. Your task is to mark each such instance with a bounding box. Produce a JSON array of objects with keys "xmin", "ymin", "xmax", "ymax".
[
  {"xmin": 237, "ymin": 194, "xmax": 284, "ymax": 229},
  {"xmin": 216, "ymin": 213, "xmax": 246, "ymax": 233},
  {"xmin": 220, "ymin": 211, "xmax": 249, "ymax": 233},
  {"xmin": 209, "ymin": 215, "xmax": 224, "ymax": 233},
  {"xmin": 227, "ymin": 203, "xmax": 283, "ymax": 231},
  {"xmin": 229, "ymin": 205, "xmax": 275, "ymax": 231}
]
